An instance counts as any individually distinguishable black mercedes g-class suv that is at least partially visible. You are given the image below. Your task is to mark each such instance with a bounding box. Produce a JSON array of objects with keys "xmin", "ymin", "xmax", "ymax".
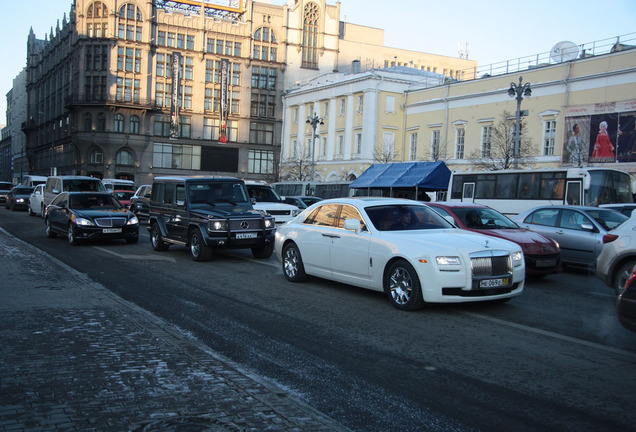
[{"xmin": 148, "ymin": 176, "xmax": 276, "ymax": 261}]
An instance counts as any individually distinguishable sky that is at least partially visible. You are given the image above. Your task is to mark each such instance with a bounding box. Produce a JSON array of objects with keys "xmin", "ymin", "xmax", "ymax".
[{"xmin": 1, "ymin": 0, "xmax": 635, "ymax": 123}]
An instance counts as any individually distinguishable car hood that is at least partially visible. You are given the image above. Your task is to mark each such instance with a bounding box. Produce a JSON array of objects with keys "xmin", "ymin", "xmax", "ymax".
[
  {"xmin": 253, "ymin": 202, "xmax": 298, "ymax": 210},
  {"xmin": 191, "ymin": 207, "xmax": 264, "ymax": 218},
  {"xmin": 73, "ymin": 208, "xmax": 134, "ymax": 219},
  {"xmin": 468, "ymin": 228, "xmax": 559, "ymax": 253},
  {"xmin": 381, "ymin": 228, "xmax": 521, "ymax": 254}
]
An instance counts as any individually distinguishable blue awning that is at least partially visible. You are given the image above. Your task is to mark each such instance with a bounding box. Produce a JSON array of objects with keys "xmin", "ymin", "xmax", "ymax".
[{"xmin": 349, "ymin": 161, "xmax": 451, "ymax": 190}]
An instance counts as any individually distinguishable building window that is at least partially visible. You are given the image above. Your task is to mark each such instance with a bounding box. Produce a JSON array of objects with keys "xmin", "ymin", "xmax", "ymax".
[
  {"xmin": 301, "ymin": 2, "xmax": 319, "ymax": 69},
  {"xmin": 86, "ymin": 2, "xmax": 108, "ymax": 38},
  {"xmin": 431, "ymin": 130, "xmax": 440, "ymax": 160},
  {"xmin": 339, "ymin": 98, "xmax": 345, "ymax": 116},
  {"xmin": 180, "ymin": 116, "xmax": 191, "ymax": 138},
  {"xmin": 455, "ymin": 128, "xmax": 465, "ymax": 159},
  {"xmin": 83, "ymin": 113, "xmax": 92, "ymax": 131},
  {"xmin": 234, "ymin": 42, "xmax": 242, "ymax": 56},
  {"xmin": 89, "ymin": 148, "xmax": 103, "ymax": 164},
  {"xmin": 250, "ymin": 92, "xmax": 275, "ymax": 118},
  {"xmin": 321, "ymin": 136, "xmax": 327, "ymax": 157},
  {"xmin": 354, "ymin": 133, "xmax": 362, "ymax": 155},
  {"xmin": 203, "ymin": 117, "xmax": 213, "ymax": 140},
  {"xmin": 158, "ymin": 31, "xmax": 166, "ymax": 46},
  {"xmin": 116, "ymin": 149, "xmax": 134, "ymax": 165},
  {"xmin": 543, "ymin": 120, "xmax": 556, "ymax": 156},
  {"xmin": 481, "ymin": 125, "xmax": 492, "ymax": 158},
  {"xmin": 386, "ymin": 95, "xmax": 395, "ymax": 114},
  {"xmin": 97, "ymin": 113, "xmax": 106, "ymax": 131},
  {"xmin": 322, "ymin": 101, "xmax": 329, "ymax": 118},
  {"xmin": 249, "ymin": 122, "xmax": 274, "ymax": 145},
  {"xmin": 153, "ymin": 142, "xmax": 201, "ymax": 170},
  {"xmin": 356, "ymin": 95, "xmax": 363, "ymax": 113},
  {"xmin": 248, "ymin": 150, "xmax": 274, "ymax": 174},
  {"xmin": 336, "ymin": 134, "xmax": 344, "ymax": 157},
  {"xmin": 292, "ymin": 108, "xmax": 298, "ymax": 123},
  {"xmin": 182, "ymin": 85, "xmax": 193, "ymax": 109},
  {"xmin": 253, "ymin": 27, "xmax": 278, "ymax": 62},
  {"xmin": 154, "ymin": 114, "xmax": 171, "ymax": 136},
  {"xmin": 167, "ymin": 33, "xmax": 175, "ymax": 47},
  {"xmin": 130, "ymin": 115, "xmax": 139, "ymax": 134},
  {"xmin": 114, "ymin": 114, "xmax": 124, "ymax": 132},
  {"xmin": 409, "ymin": 132, "xmax": 417, "ymax": 161},
  {"xmin": 117, "ymin": 4, "xmax": 142, "ymax": 41},
  {"xmin": 382, "ymin": 132, "xmax": 395, "ymax": 159}
]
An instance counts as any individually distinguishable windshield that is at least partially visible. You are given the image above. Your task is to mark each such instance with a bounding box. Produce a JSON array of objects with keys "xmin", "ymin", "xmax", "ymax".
[
  {"xmin": 452, "ymin": 207, "xmax": 518, "ymax": 229},
  {"xmin": 63, "ymin": 179, "xmax": 106, "ymax": 192},
  {"xmin": 70, "ymin": 194, "xmax": 122, "ymax": 210},
  {"xmin": 249, "ymin": 186, "xmax": 283, "ymax": 203},
  {"xmin": 586, "ymin": 170, "xmax": 633, "ymax": 205},
  {"xmin": 366, "ymin": 204, "xmax": 451, "ymax": 231},
  {"xmin": 14, "ymin": 187, "xmax": 34, "ymax": 195},
  {"xmin": 188, "ymin": 182, "xmax": 250, "ymax": 206}
]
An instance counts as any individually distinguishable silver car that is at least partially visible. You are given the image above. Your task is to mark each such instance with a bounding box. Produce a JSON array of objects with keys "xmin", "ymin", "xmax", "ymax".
[
  {"xmin": 596, "ymin": 216, "xmax": 636, "ymax": 295},
  {"xmin": 513, "ymin": 205, "xmax": 628, "ymax": 270}
]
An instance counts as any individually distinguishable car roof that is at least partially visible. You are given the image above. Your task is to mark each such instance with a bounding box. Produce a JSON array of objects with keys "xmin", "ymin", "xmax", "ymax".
[
  {"xmin": 154, "ymin": 176, "xmax": 241, "ymax": 183},
  {"xmin": 428, "ymin": 202, "xmax": 490, "ymax": 209},
  {"xmin": 309, "ymin": 197, "xmax": 425, "ymax": 207}
]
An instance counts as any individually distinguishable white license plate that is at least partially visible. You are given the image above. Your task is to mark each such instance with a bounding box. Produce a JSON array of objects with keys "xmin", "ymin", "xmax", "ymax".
[
  {"xmin": 479, "ymin": 278, "xmax": 508, "ymax": 288},
  {"xmin": 236, "ymin": 232, "xmax": 257, "ymax": 239},
  {"xmin": 102, "ymin": 228, "xmax": 122, "ymax": 234}
]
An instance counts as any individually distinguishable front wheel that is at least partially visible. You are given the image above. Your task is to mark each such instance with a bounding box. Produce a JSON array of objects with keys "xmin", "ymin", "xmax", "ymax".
[
  {"xmin": 45, "ymin": 218, "xmax": 57, "ymax": 238},
  {"xmin": 190, "ymin": 229, "xmax": 212, "ymax": 261},
  {"xmin": 614, "ymin": 260, "xmax": 636, "ymax": 296},
  {"xmin": 385, "ymin": 260, "xmax": 424, "ymax": 311},
  {"xmin": 67, "ymin": 224, "xmax": 79, "ymax": 246},
  {"xmin": 282, "ymin": 243, "xmax": 308, "ymax": 282},
  {"xmin": 150, "ymin": 223, "xmax": 169, "ymax": 251},
  {"xmin": 252, "ymin": 243, "xmax": 274, "ymax": 259}
]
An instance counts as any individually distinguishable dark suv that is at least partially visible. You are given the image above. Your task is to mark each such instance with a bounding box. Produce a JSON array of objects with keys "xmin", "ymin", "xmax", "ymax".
[{"xmin": 148, "ymin": 176, "xmax": 276, "ymax": 261}]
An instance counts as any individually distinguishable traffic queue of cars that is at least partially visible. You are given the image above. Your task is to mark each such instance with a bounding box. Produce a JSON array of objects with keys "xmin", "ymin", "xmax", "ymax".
[{"xmin": 2, "ymin": 174, "xmax": 636, "ymax": 326}]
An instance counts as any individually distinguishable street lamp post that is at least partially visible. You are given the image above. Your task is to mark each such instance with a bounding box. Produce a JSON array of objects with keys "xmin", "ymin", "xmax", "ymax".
[
  {"xmin": 508, "ymin": 76, "xmax": 532, "ymax": 169},
  {"xmin": 306, "ymin": 112, "xmax": 324, "ymax": 183}
]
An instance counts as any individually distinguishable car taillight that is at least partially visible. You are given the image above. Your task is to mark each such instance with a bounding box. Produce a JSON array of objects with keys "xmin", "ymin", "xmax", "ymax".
[
  {"xmin": 602, "ymin": 234, "xmax": 618, "ymax": 243},
  {"xmin": 625, "ymin": 265, "xmax": 636, "ymax": 289}
]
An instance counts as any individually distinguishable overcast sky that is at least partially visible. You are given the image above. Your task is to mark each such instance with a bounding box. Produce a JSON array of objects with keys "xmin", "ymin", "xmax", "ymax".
[{"xmin": 1, "ymin": 0, "xmax": 635, "ymax": 123}]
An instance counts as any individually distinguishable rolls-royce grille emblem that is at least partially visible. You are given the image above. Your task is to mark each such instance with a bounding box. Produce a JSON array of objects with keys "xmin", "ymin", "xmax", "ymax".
[{"xmin": 241, "ymin": 221, "xmax": 250, "ymax": 229}]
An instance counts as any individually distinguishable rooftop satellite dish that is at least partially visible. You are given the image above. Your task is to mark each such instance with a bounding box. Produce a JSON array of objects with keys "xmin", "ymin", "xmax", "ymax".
[{"xmin": 550, "ymin": 41, "xmax": 579, "ymax": 63}]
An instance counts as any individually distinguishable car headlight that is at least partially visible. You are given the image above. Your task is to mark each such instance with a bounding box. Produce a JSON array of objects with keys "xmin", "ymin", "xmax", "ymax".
[
  {"xmin": 16, "ymin": 198, "xmax": 25, "ymax": 203},
  {"xmin": 265, "ymin": 217, "xmax": 275, "ymax": 229},
  {"xmin": 74, "ymin": 216, "xmax": 94, "ymax": 226},
  {"xmin": 436, "ymin": 256, "xmax": 462, "ymax": 271},
  {"xmin": 209, "ymin": 219, "xmax": 228, "ymax": 231},
  {"xmin": 127, "ymin": 215, "xmax": 139, "ymax": 225},
  {"xmin": 512, "ymin": 251, "xmax": 524, "ymax": 267},
  {"xmin": 291, "ymin": 209, "xmax": 300, "ymax": 217}
]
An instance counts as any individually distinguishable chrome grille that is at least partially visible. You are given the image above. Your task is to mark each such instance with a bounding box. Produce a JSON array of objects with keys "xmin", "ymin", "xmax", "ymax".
[
  {"xmin": 228, "ymin": 218, "xmax": 263, "ymax": 231},
  {"xmin": 470, "ymin": 252, "xmax": 512, "ymax": 277},
  {"xmin": 267, "ymin": 210, "xmax": 292, "ymax": 216},
  {"xmin": 94, "ymin": 217, "xmax": 127, "ymax": 228}
]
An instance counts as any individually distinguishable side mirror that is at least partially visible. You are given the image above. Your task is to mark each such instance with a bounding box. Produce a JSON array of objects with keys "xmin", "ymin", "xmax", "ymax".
[
  {"xmin": 443, "ymin": 215, "xmax": 457, "ymax": 226},
  {"xmin": 176, "ymin": 200, "xmax": 186, "ymax": 208},
  {"xmin": 344, "ymin": 218, "xmax": 362, "ymax": 234},
  {"xmin": 580, "ymin": 223, "xmax": 594, "ymax": 232}
]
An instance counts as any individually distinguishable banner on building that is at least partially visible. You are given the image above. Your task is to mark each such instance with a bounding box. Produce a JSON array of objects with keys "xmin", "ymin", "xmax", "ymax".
[
  {"xmin": 170, "ymin": 52, "xmax": 182, "ymax": 139},
  {"xmin": 219, "ymin": 58, "xmax": 230, "ymax": 143},
  {"xmin": 562, "ymin": 99, "xmax": 636, "ymax": 165}
]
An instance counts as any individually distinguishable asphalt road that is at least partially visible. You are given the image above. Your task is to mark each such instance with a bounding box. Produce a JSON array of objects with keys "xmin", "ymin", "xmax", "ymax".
[{"xmin": 2, "ymin": 207, "xmax": 635, "ymax": 432}]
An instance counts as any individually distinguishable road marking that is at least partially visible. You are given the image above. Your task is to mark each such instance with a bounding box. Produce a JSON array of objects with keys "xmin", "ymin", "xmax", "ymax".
[
  {"xmin": 461, "ymin": 311, "xmax": 636, "ymax": 359},
  {"xmin": 92, "ymin": 246, "xmax": 176, "ymax": 262}
]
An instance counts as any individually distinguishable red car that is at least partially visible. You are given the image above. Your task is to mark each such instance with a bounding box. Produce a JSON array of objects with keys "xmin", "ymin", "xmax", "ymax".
[
  {"xmin": 428, "ymin": 202, "xmax": 562, "ymax": 278},
  {"xmin": 112, "ymin": 190, "xmax": 134, "ymax": 208}
]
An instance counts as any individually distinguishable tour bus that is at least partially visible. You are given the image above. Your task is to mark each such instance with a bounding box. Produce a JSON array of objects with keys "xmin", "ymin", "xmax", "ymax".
[
  {"xmin": 447, "ymin": 167, "xmax": 635, "ymax": 215},
  {"xmin": 272, "ymin": 181, "xmax": 353, "ymax": 199}
]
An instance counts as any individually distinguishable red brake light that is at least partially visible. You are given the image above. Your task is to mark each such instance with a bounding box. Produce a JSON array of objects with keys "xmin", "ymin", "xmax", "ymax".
[{"xmin": 602, "ymin": 234, "xmax": 618, "ymax": 244}]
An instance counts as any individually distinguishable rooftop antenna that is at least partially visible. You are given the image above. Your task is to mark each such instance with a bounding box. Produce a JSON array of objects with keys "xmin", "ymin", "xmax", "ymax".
[{"xmin": 550, "ymin": 41, "xmax": 579, "ymax": 63}]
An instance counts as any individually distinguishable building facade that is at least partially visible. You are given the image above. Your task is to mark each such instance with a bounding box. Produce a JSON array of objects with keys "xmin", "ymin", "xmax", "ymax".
[
  {"xmin": 281, "ymin": 42, "xmax": 636, "ymax": 182},
  {"xmin": 17, "ymin": 0, "xmax": 475, "ymax": 186}
]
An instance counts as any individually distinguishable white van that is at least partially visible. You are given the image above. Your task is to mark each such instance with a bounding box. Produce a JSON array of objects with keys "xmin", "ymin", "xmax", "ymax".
[
  {"xmin": 102, "ymin": 178, "xmax": 135, "ymax": 192},
  {"xmin": 43, "ymin": 176, "xmax": 106, "ymax": 213},
  {"xmin": 21, "ymin": 175, "xmax": 47, "ymax": 187}
]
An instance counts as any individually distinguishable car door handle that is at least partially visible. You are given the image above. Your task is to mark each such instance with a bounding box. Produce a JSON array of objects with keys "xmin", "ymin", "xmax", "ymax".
[{"xmin": 322, "ymin": 233, "xmax": 340, "ymax": 239}]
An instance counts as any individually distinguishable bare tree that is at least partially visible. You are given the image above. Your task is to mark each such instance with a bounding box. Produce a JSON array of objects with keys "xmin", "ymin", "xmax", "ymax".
[
  {"xmin": 374, "ymin": 137, "xmax": 398, "ymax": 163},
  {"xmin": 279, "ymin": 142, "xmax": 313, "ymax": 181},
  {"xmin": 469, "ymin": 111, "xmax": 534, "ymax": 170}
]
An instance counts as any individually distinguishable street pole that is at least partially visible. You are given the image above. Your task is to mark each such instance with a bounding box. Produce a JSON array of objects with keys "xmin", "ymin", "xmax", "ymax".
[
  {"xmin": 306, "ymin": 113, "xmax": 323, "ymax": 184},
  {"xmin": 508, "ymin": 76, "xmax": 531, "ymax": 169}
]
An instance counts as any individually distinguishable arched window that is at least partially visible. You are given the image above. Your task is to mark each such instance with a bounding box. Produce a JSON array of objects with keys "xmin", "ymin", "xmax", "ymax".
[
  {"xmin": 116, "ymin": 149, "xmax": 134, "ymax": 166},
  {"xmin": 97, "ymin": 113, "xmax": 106, "ymax": 131},
  {"xmin": 118, "ymin": 4, "xmax": 143, "ymax": 41},
  {"xmin": 86, "ymin": 1, "xmax": 108, "ymax": 38},
  {"xmin": 130, "ymin": 115, "xmax": 139, "ymax": 134},
  {"xmin": 301, "ymin": 2, "xmax": 319, "ymax": 69},
  {"xmin": 114, "ymin": 114, "xmax": 124, "ymax": 132},
  {"xmin": 253, "ymin": 27, "xmax": 278, "ymax": 62},
  {"xmin": 90, "ymin": 148, "xmax": 104, "ymax": 164},
  {"xmin": 83, "ymin": 113, "xmax": 92, "ymax": 131}
]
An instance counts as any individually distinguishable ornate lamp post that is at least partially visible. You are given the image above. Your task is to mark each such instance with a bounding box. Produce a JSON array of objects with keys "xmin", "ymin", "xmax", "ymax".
[
  {"xmin": 306, "ymin": 112, "xmax": 324, "ymax": 183},
  {"xmin": 508, "ymin": 76, "xmax": 532, "ymax": 169}
]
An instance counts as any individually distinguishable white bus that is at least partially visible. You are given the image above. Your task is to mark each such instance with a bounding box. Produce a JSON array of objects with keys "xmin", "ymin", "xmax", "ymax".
[
  {"xmin": 272, "ymin": 181, "xmax": 353, "ymax": 199},
  {"xmin": 448, "ymin": 167, "xmax": 635, "ymax": 215}
]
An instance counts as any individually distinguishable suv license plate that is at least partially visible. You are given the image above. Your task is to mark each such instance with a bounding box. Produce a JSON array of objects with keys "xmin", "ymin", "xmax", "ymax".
[
  {"xmin": 236, "ymin": 232, "xmax": 257, "ymax": 239},
  {"xmin": 103, "ymin": 228, "xmax": 122, "ymax": 234},
  {"xmin": 479, "ymin": 278, "xmax": 508, "ymax": 288}
]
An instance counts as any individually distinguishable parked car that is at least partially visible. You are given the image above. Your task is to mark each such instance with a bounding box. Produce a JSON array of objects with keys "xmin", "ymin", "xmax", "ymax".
[
  {"xmin": 428, "ymin": 202, "xmax": 562, "ymax": 277},
  {"xmin": 112, "ymin": 190, "xmax": 134, "ymax": 208},
  {"xmin": 617, "ymin": 264, "xmax": 636, "ymax": 333},
  {"xmin": 275, "ymin": 198, "xmax": 525, "ymax": 311},
  {"xmin": 0, "ymin": 181, "xmax": 12, "ymax": 204},
  {"xmin": 44, "ymin": 192, "xmax": 139, "ymax": 245},
  {"xmin": 596, "ymin": 216, "xmax": 636, "ymax": 295},
  {"xmin": 148, "ymin": 177, "xmax": 276, "ymax": 261},
  {"xmin": 5, "ymin": 186, "xmax": 34, "ymax": 211},
  {"xmin": 283, "ymin": 196, "xmax": 323, "ymax": 209},
  {"xmin": 599, "ymin": 203, "xmax": 636, "ymax": 217},
  {"xmin": 21, "ymin": 175, "xmax": 47, "ymax": 187},
  {"xmin": 514, "ymin": 205, "xmax": 628, "ymax": 269},
  {"xmin": 129, "ymin": 185, "xmax": 152, "ymax": 221},
  {"xmin": 245, "ymin": 182, "xmax": 300, "ymax": 224},
  {"xmin": 28, "ymin": 184, "xmax": 45, "ymax": 217}
]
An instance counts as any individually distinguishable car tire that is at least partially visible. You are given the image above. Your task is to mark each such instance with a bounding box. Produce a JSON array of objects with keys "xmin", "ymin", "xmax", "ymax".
[
  {"xmin": 45, "ymin": 218, "xmax": 57, "ymax": 238},
  {"xmin": 614, "ymin": 260, "xmax": 636, "ymax": 296},
  {"xmin": 251, "ymin": 243, "xmax": 274, "ymax": 259},
  {"xmin": 150, "ymin": 223, "xmax": 169, "ymax": 251},
  {"xmin": 189, "ymin": 229, "xmax": 212, "ymax": 261},
  {"xmin": 282, "ymin": 242, "xmax": 308, "ymax": 282},
  {"xmin": 67, "ymin": 224, "xmax": 79, "ymax": 246},
  {"xmin": 28, "ymin": 206, "xmax": 34, "ymax": 216},
  {"xmin": 385, "ymin": 260, "xmax": 425, "ymax": 311},
  {"xmin": 41, "ymin": 203, "xmax": 45, "ymax": 218}
]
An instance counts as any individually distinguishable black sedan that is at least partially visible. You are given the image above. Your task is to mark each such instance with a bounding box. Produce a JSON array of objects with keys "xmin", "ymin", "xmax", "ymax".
[
  {"xmin": 5, "ymin": 186, "xmax": 34, "ymax": 211},
  {"xmin": 618, "ymin": 264, "xmax": 636, "ymax": 333},
  {"xmin": 44, "ymin": 192, "xmax": 139, "ymax": 245}
]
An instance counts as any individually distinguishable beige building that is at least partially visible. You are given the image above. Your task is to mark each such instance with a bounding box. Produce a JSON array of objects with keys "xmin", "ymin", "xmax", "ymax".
[
  {"xmin": 281, "ymin": 41, "xmax": 636, "ymax": 183},
  {"xmin": 16, "ymin": 0, "xmax": 474, "ymax": 186}
]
